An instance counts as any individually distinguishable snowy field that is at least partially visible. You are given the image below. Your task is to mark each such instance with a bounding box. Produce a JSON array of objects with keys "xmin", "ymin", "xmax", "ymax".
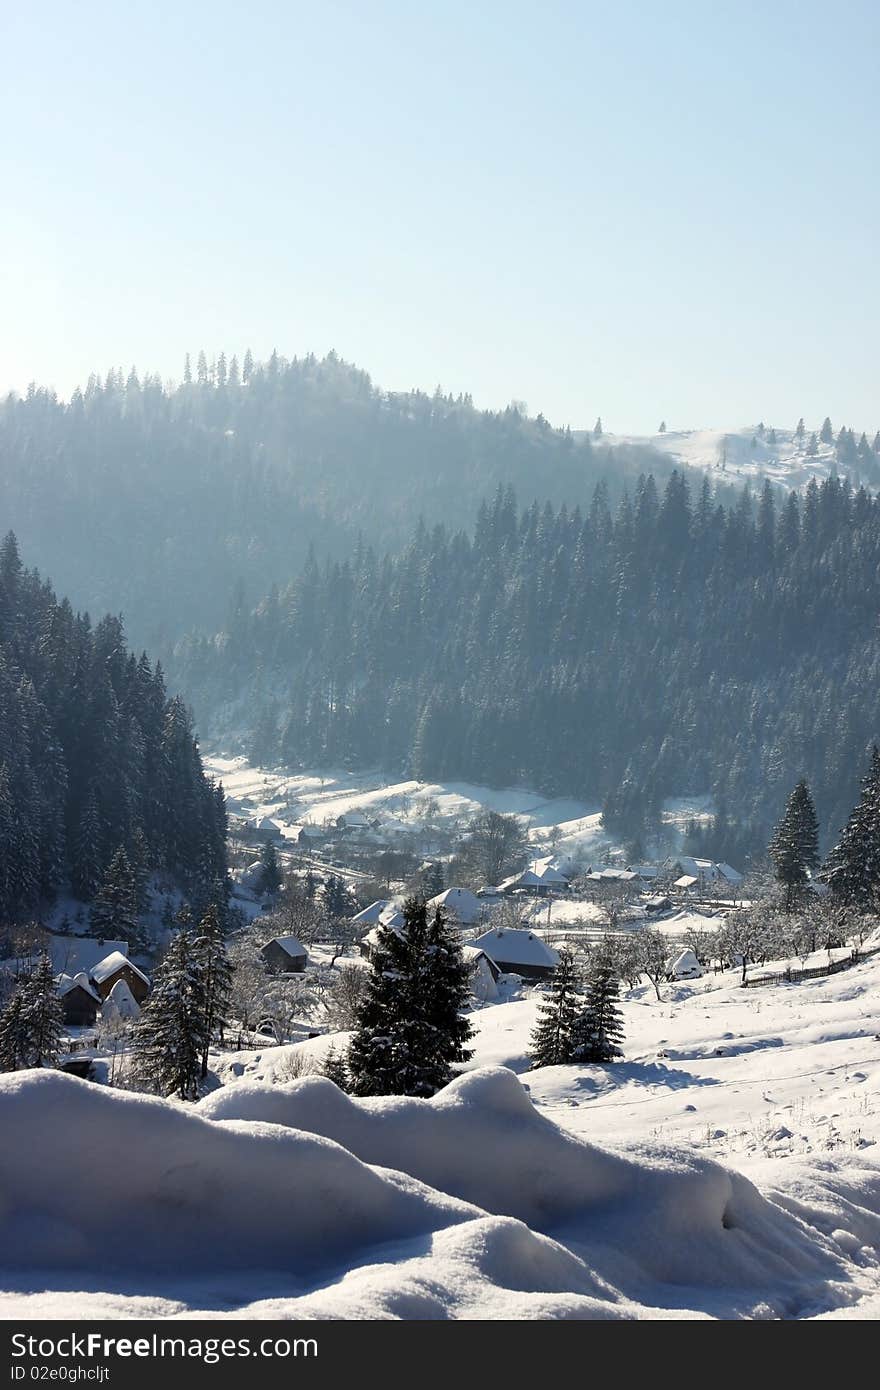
[
  {"xmin": 205, "ymin": 753, "xmax": 706, "ymax": 866},
  {"xmin": 5, "ymin": 948, "xmax": 878, "ymax": 1319}
]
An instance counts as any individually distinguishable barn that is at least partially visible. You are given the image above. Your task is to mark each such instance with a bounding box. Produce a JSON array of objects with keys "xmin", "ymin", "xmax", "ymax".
[{"xmin": 261, "ymin": 936, "xmax": 308, "ymax": 973}]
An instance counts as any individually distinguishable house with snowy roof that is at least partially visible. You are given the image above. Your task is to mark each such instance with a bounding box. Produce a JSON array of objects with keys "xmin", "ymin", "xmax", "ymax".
[
  {"xmin": 427, "ymin": 887, "xmax": 483, "ymax": 925},
  {"xmin": 350, "ymin": 900, "xmax": 392, "ymax": 927},
  {"xmin": 261, "ymin": 936, "xmax": 308, "ymax": 973},
  {"xmin": 499, "ymin": 862, "xmax": 569, "ymax": 896},
  {"xmin": 89, "ymin": 951, "xmax": 151, "ymax": 1004},
  {"xmin": 466, "ymin": 927, "xmax": 560, "ymax": 980},
  {"xmin": 56, "ymin": 972, "xmax": 101, "ymax": 1026}
]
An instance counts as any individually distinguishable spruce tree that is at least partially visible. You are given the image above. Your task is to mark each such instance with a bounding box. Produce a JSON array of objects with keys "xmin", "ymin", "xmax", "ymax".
[
  {"xmin": 573, "ymin": 945, "xmax": 624, "ymax": 1063},
  {"xmin": 21, "ymin": 955, "xmax": 64, "ymax": 1067},
  {"xmin": 71, "ymin": 788, "xmax": 103, "ymax": 902},
  {"xmin": 529, "ymin": 948, "xmax": 582, "ymax": 1068},
  {"xmin": 131, "ymin": 929, "xmax": 207, "ymax": 1099},
  {"xmin": 821, "ymin": 746, "xmax": 880, "ymax": 908},
  {"xmin": 194, "ymin": 902, "xmax": 233, "ymax": 1078},
  {"xmin": 348, "ymin": 898, "xmax": 472, "ymax": 1097},
  {"xmin": 0, "ymin": 988, "xmax": 29, "ymax": 1071},
  {"xmin": 90, "ymin": 847, "xmax": 140, "ymax": 946},
  {"xmin": 769, "ymin": 778, "xmax": 820, "ymax": 909}
]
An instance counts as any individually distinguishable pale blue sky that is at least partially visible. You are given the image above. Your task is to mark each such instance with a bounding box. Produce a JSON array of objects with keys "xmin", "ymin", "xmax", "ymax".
[{"xmin": 1, "ymin": 0, "xmax": 877, "ymax": 433}]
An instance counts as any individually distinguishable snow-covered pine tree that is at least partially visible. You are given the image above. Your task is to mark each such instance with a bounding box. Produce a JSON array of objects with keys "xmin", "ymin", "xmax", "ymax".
[
  {"xmin": 422, "ymin": 905, "xmax": 473, "ymax": 1086},
  {"xmin": 131, "ymin": 929, "xmax": 207, "ymax": 1100},
  {"xmin": 573, "ymin": 944, "xmax": 624, "ymax": 1063},
  {"xmin": 529, "ymin": 948, "xmax": 582, "ymax": 1068},
  {"xmin": 322, "ymin": 1043, "xmax": 350, "ymax": 1091},
  {"xmin": 90, "ymin": 847, "xmax": 140, "ymax": 946},
  {"xmin": 348, "ymin": 897, "xmax": 472, "ymax": 1097},
  {"xmin": 194, "ymin": 902, "xmax": 233, "ymax": 1078},
  {"xmin": 20, "ymin": 955, "xmax": 64, "ymax": 1068},
  {"xmin": 769, "ymin": 778, "xmax": 820, "ymax": 909},
  {"xmin": 821, "ymin": 746, "xmax": 880, "ymax": 908},
  {"xmin": 0, "ymin": 987, "xmax": 29, "ymax": 1071}
]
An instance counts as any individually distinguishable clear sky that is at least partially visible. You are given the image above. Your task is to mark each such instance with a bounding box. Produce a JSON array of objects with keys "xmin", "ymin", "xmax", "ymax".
[{"xmin": 1, "ymin": 0, "xmax": 877, "ymax": 434}]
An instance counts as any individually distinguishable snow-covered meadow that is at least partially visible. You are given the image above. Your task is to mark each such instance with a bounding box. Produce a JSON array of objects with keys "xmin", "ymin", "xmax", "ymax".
[{"xmin": 3, "ymin": 946, "xmax": 879, "ymax": 1320}]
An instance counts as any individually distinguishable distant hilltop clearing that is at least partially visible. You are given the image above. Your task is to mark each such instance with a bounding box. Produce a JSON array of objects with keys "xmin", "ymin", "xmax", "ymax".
[{"xmin": 577, "ymin": 421, "xmax": 880, "ymax": 492}]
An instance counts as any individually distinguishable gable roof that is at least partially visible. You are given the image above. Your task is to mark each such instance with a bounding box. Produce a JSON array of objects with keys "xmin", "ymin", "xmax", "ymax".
[
  {"xmin": 56, "ymin": 971, "xmax": 101, "ymax": 1002},
  {"xmin": 467, "ymin": 927, "xmax": 560, "ymax": 968},
  {"xmin": 90, "ymin": 951, "xmax": 151, "ymax": 987},
  {"xmin": 427, "ymin": 887, "xmax": 482, "ymax": 923},
  {"xmin": 351, "ymin": 900, "xmax": 392, "ymax": 925},
  {"xmin": 266, "ymin": 935, "xmax": 307, "ymax": 958}
]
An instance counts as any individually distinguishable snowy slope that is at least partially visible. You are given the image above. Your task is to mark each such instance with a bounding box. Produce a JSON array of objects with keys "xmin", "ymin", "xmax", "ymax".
[{"xmin": 597, "ymin": 425, "xmax": 874, "ymax": 493}]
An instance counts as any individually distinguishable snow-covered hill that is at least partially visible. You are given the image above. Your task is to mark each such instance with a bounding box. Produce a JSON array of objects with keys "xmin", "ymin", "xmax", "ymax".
[{"xmin": 592, "ymin": 425, "xmax": 878, "ymax": 493}]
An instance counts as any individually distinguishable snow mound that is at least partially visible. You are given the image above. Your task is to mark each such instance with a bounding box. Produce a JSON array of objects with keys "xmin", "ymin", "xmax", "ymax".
[
  {"xmin": 0, "ymin": 1070, "xmax": 474, "ymax": 1275},
  {"xmin": 200, "ymin": 1067, "xmax": 846, "ymax": 1305}
]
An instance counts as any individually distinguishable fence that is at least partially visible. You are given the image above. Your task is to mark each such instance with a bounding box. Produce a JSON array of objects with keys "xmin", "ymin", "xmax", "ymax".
[{"xmin": 741, "ymin": 943, "xmax": 880, "ymax": 989}]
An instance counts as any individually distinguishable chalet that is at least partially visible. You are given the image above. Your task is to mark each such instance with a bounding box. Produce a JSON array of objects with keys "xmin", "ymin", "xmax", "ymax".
[
  {"xmin": 427, "ymin": 887, "xmax": 483, "ymax": 926},
  {"xmin": 89, "ymin": 951, "xmax": 151, "ymax": 1004},
  {"xmin": 56, "ymin": 972, "xmax": 101, "ymax": 1026},
  {"xmin": 261, "ymin": 936, "xmax": 308, "ymax": 973},
  {"xmin": 466, "ymin": 927, "xmax": 560, "ymax": 980}
]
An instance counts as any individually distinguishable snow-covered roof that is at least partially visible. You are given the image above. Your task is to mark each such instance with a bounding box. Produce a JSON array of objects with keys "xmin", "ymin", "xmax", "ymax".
[
  {"xmin": 427, "ymin": 888, "xmax": 483, "ymax": 924},
  {"xmin": 378, "ymin": 904, "xmax": 406, "ymax": 929},
  {"xmin": 351, "ymin": 900, "xmax": 391, "ymax": 925},
  {"xmin": 467, "ymin": 928, "xmax": 560, "ymax": 969},
  {"xmin": 90, "ymin": 952, "xmax": 151, "ymax": 986},
  {"xmin": 669, "ymin": 949, "xmax": 703, "ymax": 978},
  {"xmin": 499, "ymin": 863, "xmax": 568, "ymax": 891},
  {"xmin": 267, "ymin": 935, "xmax": 307, "ymax": 958},
  {"xmin": 56, "ymin": 971, "xmax": 101, "ymax": 1002},
  {"xmin": 49, "ymin": 937, "xmax": 129, "ymax": 976},
  {"xmin": 715, "ymin": 862, "xmax": 743, "ymax": 884},
  {"xmin": 674, "ymin": 875, "xmax": 699, "ymax": 889}
]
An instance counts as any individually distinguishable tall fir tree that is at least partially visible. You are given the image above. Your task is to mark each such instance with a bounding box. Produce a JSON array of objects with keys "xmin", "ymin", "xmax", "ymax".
[
  {"xmin": 821, "ymin": 746, "xmax": 880, "ymax": 907},
  {"xmin": 131, "ymin": 929, "xmax": 207, "ymax": 1100},
  {"xmin": 0, "ymin": 988, "xmax": 29, "ymax": 1071},
  {"xmin": 529, "ymin": 948, "xmax": 582, "ymax": 1068},
  {"xmin": 20, "ymin": 955, "xmax": 64, "ymax": 1067},
  {"xmin": 348, "ymin": 898, "xmax": 472, "ymax": 1097},
  {"xmin": 258, "ymin": 838, "xmax": 282, "ymax": 897},
  {"xmin": 769, "ymin": 778, "xmax": 820, "ymax": 909},
  {"xmin": 90, "ymin": 847, "xmax": 140, "ymax": 947},
  {"xmin": 194, "ymin": 902, "xmax": 233, "ymax": 1078},
  {"xmin": 573, "ymin": 945, "xmax": 624, "ymax": 1063}
]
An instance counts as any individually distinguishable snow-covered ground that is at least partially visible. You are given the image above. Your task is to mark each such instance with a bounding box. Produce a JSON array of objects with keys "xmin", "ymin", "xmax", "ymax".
[
  {"xmin": 596, "ymin": 424, "xmax": 871, "ymax": 493},
  {"xmin": 206, "ymin": 753, "xmax": 707, "ymax": 867},
  {"xmin": 2, "ymin": 949, "xmax": 880, "ymax": 1318}
]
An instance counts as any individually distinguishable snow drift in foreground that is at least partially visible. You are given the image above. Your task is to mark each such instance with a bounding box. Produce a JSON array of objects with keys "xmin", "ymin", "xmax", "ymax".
[{"xmin": 1, "ymin": 1068, "xmax": 876, "ymax": 1319}]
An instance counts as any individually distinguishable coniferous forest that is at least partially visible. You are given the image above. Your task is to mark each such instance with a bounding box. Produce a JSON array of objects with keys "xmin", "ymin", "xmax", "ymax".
[
  {"xmin": 0, "ymin": 353, "xmax": 671, "ymax": 650},
  {"xmin": 172, "ymin": 470, "xmax": 880, "ymax": 851},
  {"xmin": 0, "ymin": 532, "xmax": 227, "ymax": 925}
]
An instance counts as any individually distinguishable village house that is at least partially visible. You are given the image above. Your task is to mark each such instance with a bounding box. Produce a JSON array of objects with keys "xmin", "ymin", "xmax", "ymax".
[
  {"xmin": 466, "ymin": 927, "xmax": 560, "ymax": 981},
  {"xmin": 261, "ymin": 936, "xmax": 308, "ymax": 973},
  {"xmin": 89, "ymin": 951, "xmax": 151, "ymax": 1005},
  {"xmin": 56, "ymin": 972, "xmax": 102, "ymax": 1027},
  {"xmin": 426, "ymin": 887, "xmax": 484, "ymax": 926}
]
